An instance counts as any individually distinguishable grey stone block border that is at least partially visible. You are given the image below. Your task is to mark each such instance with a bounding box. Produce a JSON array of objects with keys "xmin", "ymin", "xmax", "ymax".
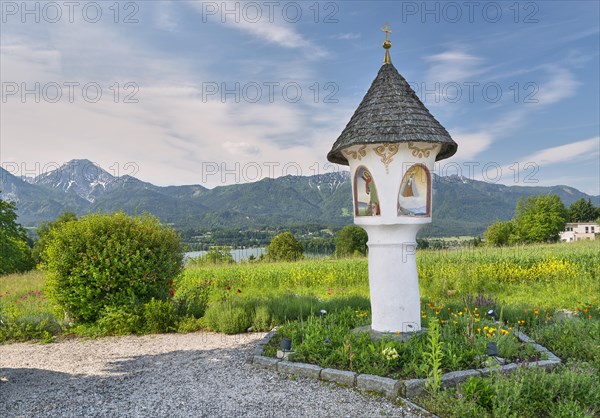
[{"xmin": 251, "ymin": 327, "xmax": 561, "ymax": 403}]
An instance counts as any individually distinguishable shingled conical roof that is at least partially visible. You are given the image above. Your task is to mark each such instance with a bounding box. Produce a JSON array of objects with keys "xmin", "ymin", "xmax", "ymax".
[{"xmin": 327, "ymin": 62, "xmax": 458, "ymax": 165}]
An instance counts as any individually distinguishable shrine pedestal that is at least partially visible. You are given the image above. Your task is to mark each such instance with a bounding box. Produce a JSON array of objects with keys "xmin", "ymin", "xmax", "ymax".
[{"xmin": 362, "ymin": 224, "xmax": 424, "ymax": 333}]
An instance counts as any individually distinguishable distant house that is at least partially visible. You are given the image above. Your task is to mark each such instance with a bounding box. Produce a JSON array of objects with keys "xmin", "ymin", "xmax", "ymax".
[{"xmin": 560, "ymin": 222, "xmax": 599, "ymax": 242}]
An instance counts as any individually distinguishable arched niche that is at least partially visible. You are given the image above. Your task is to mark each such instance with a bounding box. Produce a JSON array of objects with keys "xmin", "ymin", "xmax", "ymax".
[
  {"xmin": 354, "ymin": 166, "xmax": 381, "ymax": 216},
  {"xmin": 397, "ymin": 164, "xmax": 431, "ymax": 217}
]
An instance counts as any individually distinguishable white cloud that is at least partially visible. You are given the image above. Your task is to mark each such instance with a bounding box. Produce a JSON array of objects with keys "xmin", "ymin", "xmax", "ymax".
[
  {"xmin": 534, "ymin": 68, "xmax": 580, "ymax": 106},
  {"xmin": 331, "ymin": 33, "xmax": 361, "ymax": 40},
  {"xmin": 154, "ymin": 1, "xmax": 178, "ymax": 32},
  {"xmin": 425, "ymin": 49, "xmax": 487, "ymax": 84},
  {"xmin": 186, "ymin": 1, "xmax": 326, "ymax": 58},
  {"xmin": 448, "ymin": 130, "xmax": 494, "ymax": 160},
  {"xmin": 512, "ymin": 137, "xmax": 599, "ymax": 167}
]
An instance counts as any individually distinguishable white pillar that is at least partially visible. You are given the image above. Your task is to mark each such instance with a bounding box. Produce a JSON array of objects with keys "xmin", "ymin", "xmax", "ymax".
[{"xmin": 363, "ymin": 224, "xmax": 424, "ymax": 333}]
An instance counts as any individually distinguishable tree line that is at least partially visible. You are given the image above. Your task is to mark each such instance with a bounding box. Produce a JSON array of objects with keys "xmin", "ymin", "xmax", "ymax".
[
  {"xmin": 2, "ymin": 193, "xmax": 598, "ymax": 275},
  {"xmin": 484, "ymin": 196, "xmax": 599, "ymax": 246}
]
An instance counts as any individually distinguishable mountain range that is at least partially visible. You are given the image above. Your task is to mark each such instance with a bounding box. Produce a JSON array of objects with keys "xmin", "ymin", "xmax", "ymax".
[{"xmin": 1, "ymin": 159, "xmax": 598, "ymax": 237}]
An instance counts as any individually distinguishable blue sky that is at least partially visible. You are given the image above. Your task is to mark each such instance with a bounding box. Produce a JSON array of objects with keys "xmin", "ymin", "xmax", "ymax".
[{"xmin": 1, "ymin": 1, "xmax": 599, "ymax": 195}]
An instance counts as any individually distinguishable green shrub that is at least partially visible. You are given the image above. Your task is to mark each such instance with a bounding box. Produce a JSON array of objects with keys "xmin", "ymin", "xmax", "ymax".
[
  {"xmin": 531, "ymin": 318, "xmax": 600, "ymax": 368},
  {"xmin": 97, "ymin": 306, "xmax": 143, "ymax": 336},
  {"xmin": 204, "ymin": 302, "xmax": 252, "ymax": 334},
  {"xmin": 143, "ymin": 298, "xmax": 178, "ymax": 334},
  {"xmin": 0, "ymin": 312, "xmax": 61, "ymax": 343},
  {"xmin": 265, "ymin": 232, "xmax": 304, "ymax": 262},
  {"xmin": 461, "ymin": 376, "xmax": 496, "ymax": 410},
  {"xmin": 174, "ymin": 277, "xmax": 211, "ymax": 318},
  {"xmin": 253, "ymin": 304, "xmax": 274, "ymax": 331},
  {"xmin": 177, "ymin": 316, "xmax": 205, "ymax": 333},
  {"xmin": 45, "ymin": 212, "xmax": 183, "ymax": 323}
]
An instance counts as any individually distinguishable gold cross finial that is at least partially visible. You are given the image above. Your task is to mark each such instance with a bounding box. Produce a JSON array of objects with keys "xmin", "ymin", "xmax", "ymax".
[
  {"xmin": 381, "ymin": 22, "xmax": 392, "ymax": 42},
  {"xmin": 381, "ymin": 23, "xmax": 392, "ymax": 65}
]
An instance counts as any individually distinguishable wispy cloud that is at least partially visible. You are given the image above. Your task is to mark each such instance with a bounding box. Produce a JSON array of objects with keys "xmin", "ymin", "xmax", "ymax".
[
  {"xmin": 186, "ymin": 2, "xmax": 326, "ymax": 59},
  {"xmin": 425, "ymin": 49, "xmax": 487, "ymax": 84},
  {"xmin": 154, "ymin": 1, "xmax": 178, "ymax": 32},
  {"xmin": 513, "ymin": 137, "xmax": 599, "ymax": 167},
  {"xmin": 331, "ymin": 33, "xmax": 361, "ymax": 40},
  {"xmin": 448, "ymin": 130, "xmax": 494, "ymax": 160},
  {"xmin": 534, "ymin": 67, "xmax": 580, "ymax": 106}
]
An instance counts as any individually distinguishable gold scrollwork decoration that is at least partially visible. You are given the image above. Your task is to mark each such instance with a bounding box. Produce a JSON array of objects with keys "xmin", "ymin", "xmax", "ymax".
[
  {"xmin": 374, "ymin": 143, "xmax": 399, "ymax": 173},
  {"xmin": 343, "ymin": 145, "xmax": 367, "ymax": 161},
  {"xmin": 408, "ymin": 142, "xmax": 437, "ymax": 158}
]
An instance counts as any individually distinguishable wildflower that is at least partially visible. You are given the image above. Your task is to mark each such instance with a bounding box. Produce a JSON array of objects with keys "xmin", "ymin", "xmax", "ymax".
[
  {"xmin": 484, "ymin": 326, "xmax": 489, "ymax": 331},
  {"xmin": 382, "ymin": 347, "xmax": 399, "ymax": 361},
  {"xmin": 324, "ymin": 338, "xmax": 331, "ymax": 343},
  {"xmin": 476, "ymin": 328, "xmax": 481, "ymax": 333},
  {"xmin": 458, "ymin": 312, "xmax": 463, "ymax": 316},
  {"xmin": 226, "ymin": 285, "xmax": 231, "ymax": 291},
  {"xmin": 422, "ymin": 315, "xmax": 427, "ymax": 319},
  {"xmin": 237, "ymin": 289, "xmax": 242, "ymax": 293},
  {"xmin": 169, "ymin": 289, "xmax": 175, "ymax": 297},
  {"xmin": 534, "ymin": 310, "xmax": 539, "ymax": 315},
  {"xmin": 169, "ymin": 279, "xmax": 174, "ymax": 286}
]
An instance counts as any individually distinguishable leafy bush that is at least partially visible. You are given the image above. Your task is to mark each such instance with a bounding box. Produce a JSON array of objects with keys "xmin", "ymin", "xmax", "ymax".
[
  {"xmin": 174, "ymin": 277, "xmax": 211, "ymax": 318},
  {"xmin": 334, "ymin": 225, "xmax": 368, "ymax": 257},
  {"xmin": 265, "ymin": 232, "xmax": 304, "ymax": 262},
  {"xmin": 45, "ymin": 212, "xmax": 183, "ymax": 323},
  {"xmin": 204, "ymin": 302, "xmax": 252, "ymax": 334},
  {"xmin": 252, "ymin": 304, "xmax": 274, "ymax": 331},
  {"xmin": 97, "ymin": 306, "xmax": 143, "ymax": 336},
  {"xmin": 177, "ymin": 316, "xmax": 205, "ymax": 333},
  {"xmin": 531, "ymin": 318, "xmax": 600, "ymax": 369},
  {"xmin": 0, "ymin": 195, "xmax": 34, "ymax": 275},
  {"xmin": 143, "ymin": 298, "xmax": 178, "ymax": 334}
]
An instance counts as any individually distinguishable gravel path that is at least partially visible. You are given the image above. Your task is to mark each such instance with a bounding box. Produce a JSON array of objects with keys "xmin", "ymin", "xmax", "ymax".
[{"xmin": 0, "ymin": 332, "xmax": 430, "ymax": 418}]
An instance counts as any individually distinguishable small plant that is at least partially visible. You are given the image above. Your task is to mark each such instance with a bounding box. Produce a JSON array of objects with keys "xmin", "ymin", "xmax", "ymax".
[
  {"xmin": 97, "ymin": 306, "xmax": 143, "ymax": 336},
  {"xmin": 424, "ymin": 319, "xmax": 444, "ymax": 393},
  {"xmin": 204, "ymin": 302, "xmax": 252, "ymax": 334},
  {"xmin": 253, "ymin": 304, "xmax": 274, "ymax": 332},
  {"xmin": 177, "ymin": 316, "xmax": 205, "ymax": 333},
  {"xmin": 461, "ymin": 376, "xmax": 495, "ymax": 410},
  {"xmin": 143, "ymin": 298, "xmax": 178, "ymax": 334}
]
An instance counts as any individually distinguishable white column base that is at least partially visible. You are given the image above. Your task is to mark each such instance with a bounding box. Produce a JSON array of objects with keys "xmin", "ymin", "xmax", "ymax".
[{"xmin": 362, "ymin": 224, "xmax": 424, "ymax": 333}]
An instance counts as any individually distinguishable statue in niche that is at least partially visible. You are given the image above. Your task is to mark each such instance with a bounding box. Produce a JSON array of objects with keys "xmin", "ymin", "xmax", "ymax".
[
  {"xmin": 400, "ymin": 175, "xmax": 417, "ymax": 197},
  {"xmin": 355, "ymin": 167, "xmax": 381, "ymax": 216},
  {"xmin": 398, "ymin": 165, "xmax": 430, "ymax": 217}
]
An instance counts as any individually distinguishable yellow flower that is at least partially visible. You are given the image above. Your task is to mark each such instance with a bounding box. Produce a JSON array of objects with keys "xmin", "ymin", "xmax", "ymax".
[
  {"xmin": 486, "ymin": 333, "xmax": 491, "ymax": 337},
  {"xmin": 422, "ymin": 315, "xmax": 427, "ymax": 319},
  {"xmin": 484, "ymin": 326, "xmax": 489, "ymax": 331},
  {"xmin": 458, "ymin": 312, "xmax": 463, "ymax": 316},
  {"xmin": 476, "ymin": 328, "xmax": 481, "ymax": 333}
]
